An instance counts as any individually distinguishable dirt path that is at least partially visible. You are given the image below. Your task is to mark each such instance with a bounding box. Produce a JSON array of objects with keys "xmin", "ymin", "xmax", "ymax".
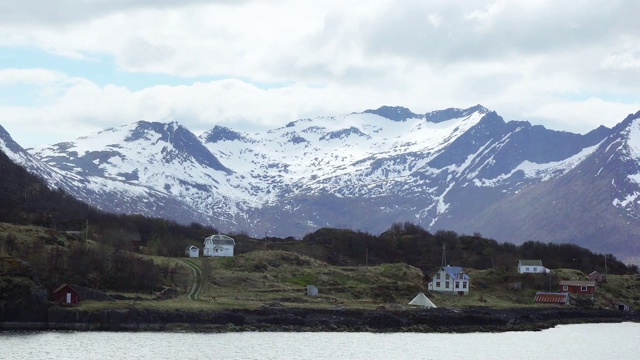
[{"xmin": 179, "ymin": 258, "xmax": 202, "ymax": 300}]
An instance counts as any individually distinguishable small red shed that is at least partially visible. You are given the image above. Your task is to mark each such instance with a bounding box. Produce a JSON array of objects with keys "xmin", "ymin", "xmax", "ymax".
[
  {"xmin": 559, "ymin": 280, "xmax": 596, "ymax": 296},
  {"xmin": 52, "ymin": 284, "xmax": 79, "ymax": 305},
  {"xmin": 534, "ymin": 292, "xmax": 570, "ymax": 305}
]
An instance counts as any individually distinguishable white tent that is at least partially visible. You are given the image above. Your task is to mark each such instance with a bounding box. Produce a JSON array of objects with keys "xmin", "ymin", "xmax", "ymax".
[{"xmin": 408, "ymin": 292, "xmax": 437, "ymax": 308}]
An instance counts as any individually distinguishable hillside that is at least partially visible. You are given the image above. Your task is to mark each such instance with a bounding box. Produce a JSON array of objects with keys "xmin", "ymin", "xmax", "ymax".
[
  {"xmin": 2, "ymin": 106, "xmax": 639, "ymax": 259},
  {"xmin": 2, "ymin": 222, "xmax": 639, "ymax": 318}
]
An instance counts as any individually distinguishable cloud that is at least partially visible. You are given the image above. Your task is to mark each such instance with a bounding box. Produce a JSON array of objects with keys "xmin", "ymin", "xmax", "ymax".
[
  {"xmin": 0, "ymin": 72, "xmax": 393, "ymax": 148},
  {"xmin": 0, "ymin": 0, "xmax": 242, "ymax": 24},
  {"xmin": 525, "ymin": 98, "xmax": 640, "ymax": 133},
  {"xmin": 0, "ymin": 0, "xmax": 639, "ymax": 149}
]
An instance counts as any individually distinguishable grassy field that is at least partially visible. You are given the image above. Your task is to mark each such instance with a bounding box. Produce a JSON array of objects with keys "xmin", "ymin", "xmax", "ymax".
[
  {"xmin": 86, "ymin": 251, "xmax": 640, "ymax": 312},
  {"xmin": 2, "ymin": 222, "xmax": 639, "ymax": 312}
]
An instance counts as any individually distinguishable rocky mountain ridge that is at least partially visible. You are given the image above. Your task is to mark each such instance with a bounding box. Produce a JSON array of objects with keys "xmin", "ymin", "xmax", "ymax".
[{"xmin": 1, "ymin": 105, "xmax": 639, "ymax": 258}]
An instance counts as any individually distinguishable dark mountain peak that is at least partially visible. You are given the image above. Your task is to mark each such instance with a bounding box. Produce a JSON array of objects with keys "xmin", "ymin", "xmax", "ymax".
[
  {"xmin": 120, "ymin": 120, "xmax": 232, "ymax": 174},
  {"xmin": 125, "ymin": 120, "xmax": 175, "ymax": 142},
  {"xmin": 425, "ymin": 104, "xmax": 489, "ymax": 123},
  {"xmin": 612, "ymin": 109, "xmax": 640, "ymax": 134},
  {"xmin": 0, "ymin": 123, "xmax": 11, "ymax": 140},
  {"xmin": 202, "ymin": 125, "xmax": 250, "ymax": 144},
  {"xmin": 363, "ymin": 106, "xmax": 420, "ymax": 122},
  {"xmin": 583, "ymin": 125, "xmax": 612, "ymax": 145},
  {"xmin": 0, "ymin": 124, "xmax": 27, "ymax": 155}
]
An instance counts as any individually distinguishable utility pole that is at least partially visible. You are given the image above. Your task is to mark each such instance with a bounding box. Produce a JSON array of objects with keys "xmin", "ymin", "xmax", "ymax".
[
  {"xmin": 441, "ymin": 243, "xmax": 446, "ymax": 267},
  {"xmin": 365, "ymin": 247, "xmax": 368, "ymax": 266}
]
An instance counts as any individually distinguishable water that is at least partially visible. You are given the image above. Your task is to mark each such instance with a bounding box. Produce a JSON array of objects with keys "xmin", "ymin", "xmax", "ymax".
[{"xmin": 1, "ymin": 322, "xmax": 638, "ymax": 360}]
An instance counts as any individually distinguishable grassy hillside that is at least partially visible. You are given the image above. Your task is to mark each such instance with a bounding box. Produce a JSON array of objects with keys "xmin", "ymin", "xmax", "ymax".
[{"xmin": 2, "ymin": 222, "xmax": 639, "ymax": 314}]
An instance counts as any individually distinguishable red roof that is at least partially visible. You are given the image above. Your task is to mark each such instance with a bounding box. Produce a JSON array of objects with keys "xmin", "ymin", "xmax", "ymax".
[
  {"xmin": 53, "ymin": 283, "xmax": 77, "ymax": 294},
  {"xmin": 534, "ymin": 292, "xmax": 569, "ymax": 304}
]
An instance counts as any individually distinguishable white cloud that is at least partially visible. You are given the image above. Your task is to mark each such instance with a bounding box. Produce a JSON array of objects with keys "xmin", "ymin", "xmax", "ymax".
[
  {"xmin": 0, "ymin": 0, "xmax": 639, "ymax": 148},
  {"xmin": 525, "ymin": 98, "xmax": 640, "ymax": 133},
  {"xmin": 0, "ymin": 68, "xmax": 66, "ymax": 85}
]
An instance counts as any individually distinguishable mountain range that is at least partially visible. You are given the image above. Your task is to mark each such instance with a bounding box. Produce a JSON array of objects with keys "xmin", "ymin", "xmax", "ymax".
[{"xmin": 1, "ymin": 105, "xmax": 639, "ymax": 259}]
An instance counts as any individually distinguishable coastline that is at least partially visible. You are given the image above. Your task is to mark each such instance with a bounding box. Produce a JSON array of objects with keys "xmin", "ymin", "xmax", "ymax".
[{"xmin": 2, "ymin": 306, "xmax": 638, "ymax": 333}]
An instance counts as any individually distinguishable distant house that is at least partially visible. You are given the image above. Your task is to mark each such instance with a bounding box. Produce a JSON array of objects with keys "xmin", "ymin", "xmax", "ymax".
[
  {"xmin": 52, "ymin": 284, "xmax": 79, "ymax": 305},
  {"xmin": 203, "ymin": 234, "xmax": 235, "ymax": 257},
  {"xmin": 517, "ymin": 260, "xmax": 549, "ymax": 274},
  {"xmin": 185, "ymin": 245, "xmax": 199, "ymax": 258},
  {"xmin": 588, "ymin": 271, "xmax": 606, "ymax": 283},
  {"xmin": 534, "ymin": 292, "xmax": 570, "ymax": 305},
  {"xmin": 615, "ymin": 302, "xmax": 630, "ymax": 312},
  {"xmin": 559, "ymin": 280, "xmax": 596, "ymax": 295},
  {"xmin": 427, "ymin": 265, "xmax": 470, "ymax": 295}
]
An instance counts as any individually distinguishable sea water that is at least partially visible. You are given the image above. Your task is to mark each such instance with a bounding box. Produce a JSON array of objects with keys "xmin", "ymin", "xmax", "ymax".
[{"xmin": 1, "ymin": 322, "xmax": 638, "ymax": 360}]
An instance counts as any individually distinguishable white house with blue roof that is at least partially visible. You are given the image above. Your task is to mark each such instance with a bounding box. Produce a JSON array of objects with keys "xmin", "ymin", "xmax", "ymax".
[{"xmin": 427, "ymin": 265, "xmax": 470, "ymax": 295}]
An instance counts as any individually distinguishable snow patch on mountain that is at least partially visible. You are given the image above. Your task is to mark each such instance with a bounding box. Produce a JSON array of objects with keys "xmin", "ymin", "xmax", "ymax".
[{"xmin": 473, "ymin": 140, "xmax": 604, "ymax": 187}]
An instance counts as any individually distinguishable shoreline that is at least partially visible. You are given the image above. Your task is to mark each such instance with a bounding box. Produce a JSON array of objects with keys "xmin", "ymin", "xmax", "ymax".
[{"xmin": 2, "ymin": 306, "xmax": 638, "ymax": 333}]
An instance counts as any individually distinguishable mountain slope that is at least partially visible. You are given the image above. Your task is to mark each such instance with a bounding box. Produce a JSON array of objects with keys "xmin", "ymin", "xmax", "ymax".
[{"xmin": 2, "ymin": 106, "xmax": 638, "ymax": 259}]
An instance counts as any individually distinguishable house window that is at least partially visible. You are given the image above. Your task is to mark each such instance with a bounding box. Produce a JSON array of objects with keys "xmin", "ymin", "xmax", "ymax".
[
  {"xmin": 533, "ymin": 267, "xmax": 537, "ymax": 272},
  {"xmin": 463, "ymin": 282, "xmax": 467, "ymax": 289},
  {"xmin": 526, "ymin": 267, "xmax": 529, "ymax": 272},
  {"xmin": 436, "ymin": 273, "xmax": 441, "ymax": 280},
  {"xmin": 445, "ymin": 282, "xmax": 449, "ymax": 288},
  {"xmin": 455, "ymin": 282, "xmax": 460, "ymax": 289},
  {"xmin": 446, "ymin": 274, "xmax": 450, "ymax": 280},
  {"xmin": 436, "ymin": 282, "xmax": 441, "ymax": 288},
  {"xmin": 563, "ymin": 285, "xmax": 568, "ymax": 291},
  {"xmin": 581, "ymin": 286, "xmax": 588, "ymax": 292}
]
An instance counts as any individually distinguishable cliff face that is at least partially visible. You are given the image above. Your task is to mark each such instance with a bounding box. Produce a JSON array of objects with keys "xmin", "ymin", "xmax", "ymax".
[{"xmin": 0, "ymin": 257, "xmax": 49, "ymax": 322}]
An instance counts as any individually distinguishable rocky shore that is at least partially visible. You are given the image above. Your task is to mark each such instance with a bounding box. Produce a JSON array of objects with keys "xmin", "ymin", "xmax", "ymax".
[{"xmin": 2, "ymin": 306, "xmax": 638, "ymax": 333}]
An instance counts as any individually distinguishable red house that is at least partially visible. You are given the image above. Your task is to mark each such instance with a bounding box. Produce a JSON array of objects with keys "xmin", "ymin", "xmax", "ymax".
[
  {"xmin": 559, "ymin": 280, "xmax": 596, "ymax": 295},
  {"xmin": 52, "ymin": 284, "xmax": 79, "ymax": 305}
]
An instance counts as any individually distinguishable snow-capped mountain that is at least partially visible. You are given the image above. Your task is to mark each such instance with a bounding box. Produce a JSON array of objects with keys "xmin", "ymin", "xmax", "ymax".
[{"xmin": 2, "ymin": 105, "xmax": 639, "ymax": 258}]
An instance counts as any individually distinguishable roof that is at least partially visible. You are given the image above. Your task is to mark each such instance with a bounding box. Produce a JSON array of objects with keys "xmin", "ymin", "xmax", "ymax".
[
  {"xmin": 204, "ymin": 234, "xmax": 235, "ymax": 246},
  {"xmin": 186, "ymin": 245, "xmax": 199, "ymax": 250},
  {"xmin": 437, "ymin": 265, "xmax": 470, "ymax": 280},
  {"xmin": 559, "ymin": 280, "xmax": 596, "ymax": 287},
  {"xmin": 519, "ymin": 260, "xmax": 543, "ymax": 266},
  {"xmin": 534, "ymin": 292, "xmax": 569, "ymax": 304},
  {"xmin": 589, "ymin": 271, "xmax": 601, "ymax": 275},
  {"xmin": 53, "ymin": 283, "xmax": 77, "ymax": 294}
]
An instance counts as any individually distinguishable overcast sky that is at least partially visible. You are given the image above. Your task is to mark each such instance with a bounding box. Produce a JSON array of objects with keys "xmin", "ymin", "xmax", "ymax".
[{"xmin": 1, "ymin": 0, "xmax": 640, "ymax": 148}]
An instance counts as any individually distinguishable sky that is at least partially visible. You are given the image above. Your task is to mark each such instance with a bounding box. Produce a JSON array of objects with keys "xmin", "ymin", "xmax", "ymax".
[{"xmin": 1, "ymin": 0, "xmax": 640, "ymax": 148}]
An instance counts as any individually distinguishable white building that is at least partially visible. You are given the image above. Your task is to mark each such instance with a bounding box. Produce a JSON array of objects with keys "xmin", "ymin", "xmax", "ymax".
[
  {"xmin": 185, "ymin": 245, "xmax": 199, "ymax": 258},
  {"xmin": 408, "ymin": 292, "xmax": 437, "ymax": 308},
  {"xmin": 517, "ymin": 260, "xmax": 549, "ymax": 274},
  {"xmin": 203, "ymin": 234, "xmax": 235, "ymax": 257},
  {"xmin": 427, "ymin": 265, "xmax": 470, "ymax": 295}
]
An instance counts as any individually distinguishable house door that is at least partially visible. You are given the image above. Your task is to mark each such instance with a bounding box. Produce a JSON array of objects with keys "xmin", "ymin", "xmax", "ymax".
[{"xmin": 67, "ymin": 292, "xmax": 71, "ymax": 304}]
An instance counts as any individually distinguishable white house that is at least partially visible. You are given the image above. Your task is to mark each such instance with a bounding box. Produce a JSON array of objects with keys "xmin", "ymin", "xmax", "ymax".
[
  {"xmin": 203, "ymin": 234, "xmax": 235, "ymax": 257},
  {"xmin": 185, "ymin": 245, "xmax": 199, "ymax": 258},
  {"xmin": 517, "ymin": 260, "xmax": 549, "ymax": 274},
  {"xmin": 427, "ymin": 265, "xmax": 470, "ymax": 295}
]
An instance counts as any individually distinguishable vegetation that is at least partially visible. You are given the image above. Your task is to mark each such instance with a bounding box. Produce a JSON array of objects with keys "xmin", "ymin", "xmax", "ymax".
[{"xmin": 1, "ymin": 148, "xmax": 639, "ymax": 314}]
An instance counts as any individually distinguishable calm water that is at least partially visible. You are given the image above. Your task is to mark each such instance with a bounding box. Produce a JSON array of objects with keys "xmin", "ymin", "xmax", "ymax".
[{"xmin": 1, "ymin": 322, "xmax": 639, "ymax": 360}]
